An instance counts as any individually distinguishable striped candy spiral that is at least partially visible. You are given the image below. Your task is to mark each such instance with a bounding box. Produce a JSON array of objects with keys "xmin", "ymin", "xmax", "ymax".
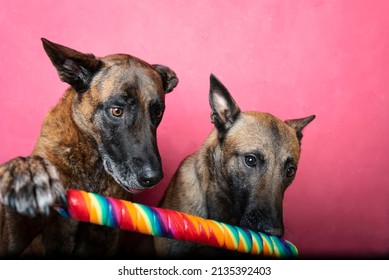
[{"xmin": 58, "ymin": 189, "xmax": 298, "ymax": 258}]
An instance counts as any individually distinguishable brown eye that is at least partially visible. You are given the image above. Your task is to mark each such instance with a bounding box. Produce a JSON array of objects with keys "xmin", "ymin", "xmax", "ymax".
[
  {"xmin": 286, "ymin": 165, "xmax": 297, "ymax": 177},
  {"xmin": 111, "ymin": 107, "xmax": 124, "ymax": 117}
]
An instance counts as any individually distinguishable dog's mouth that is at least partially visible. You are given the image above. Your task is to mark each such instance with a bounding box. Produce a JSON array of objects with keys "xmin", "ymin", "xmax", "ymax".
[
  {"xmin": 111, "ymin": 173, "xmax": 148, "ymax": 195},
  {"xmin": 240, "ymin": 210, "xmax": 285, "ymax": 237},
  {"xmin": 119, "ymin": 178, "xmax": 158, "ymax": 194},
  {"xmin": 121, "ymin": 185, "xmax": 145, "ymax": 194}
]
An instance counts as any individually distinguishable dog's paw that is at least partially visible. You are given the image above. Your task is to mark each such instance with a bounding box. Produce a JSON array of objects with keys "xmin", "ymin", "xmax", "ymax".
[{"xmin": 0, "ymin": 156, "xmax": 67, "ymax": 217}]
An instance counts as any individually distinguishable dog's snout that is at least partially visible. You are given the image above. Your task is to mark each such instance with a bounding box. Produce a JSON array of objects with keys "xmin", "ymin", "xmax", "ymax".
[
  {"xmin": 240, "ymin": 208, "xmax": 284, "ymax": 237},
  {"xmin": 138, "ymin": 167, "xmax": 163, "ymax": 188}
]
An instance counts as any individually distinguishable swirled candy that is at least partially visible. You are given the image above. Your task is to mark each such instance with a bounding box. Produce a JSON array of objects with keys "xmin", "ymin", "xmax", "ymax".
[{"xmin": 57, "ymin": 189, "xmax": 298, "ymax": 258}]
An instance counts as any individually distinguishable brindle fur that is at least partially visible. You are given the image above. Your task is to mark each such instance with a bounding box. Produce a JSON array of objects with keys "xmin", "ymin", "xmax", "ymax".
[
  {"xmin": 0, "ymin": 38, "xmax": 178, "ymax": 257},
  {"xmin": 154, "ymin": 74, "xmax": 314, "ymax": 258}
]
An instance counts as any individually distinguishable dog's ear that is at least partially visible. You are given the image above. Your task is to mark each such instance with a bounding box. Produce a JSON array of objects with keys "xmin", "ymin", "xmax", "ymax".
[
  {"xmin": 285, "ymin": 115, "xmax": 316, "ymax": 143},
  {"xmin": 152, "ymin": 64, "xmax": 179, "ymax": 94},
  {"xmin": 209, "ymin": 74, "xmax": 241, "ymax": 138},
  {"xmin": 41, "ymin": 38, "xmax": 102, "ymax": 93}
]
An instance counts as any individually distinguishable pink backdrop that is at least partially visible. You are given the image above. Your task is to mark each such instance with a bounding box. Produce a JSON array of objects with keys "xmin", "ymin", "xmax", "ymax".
[{"xmin": 1, "ymin": 0, "xmax": 388, "ymax": 258}]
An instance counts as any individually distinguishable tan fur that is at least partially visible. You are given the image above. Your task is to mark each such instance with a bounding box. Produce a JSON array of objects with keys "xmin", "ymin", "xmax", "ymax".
[{"xmin": 155, "ymin": 75, "xmax": 314, "ymax": 258}]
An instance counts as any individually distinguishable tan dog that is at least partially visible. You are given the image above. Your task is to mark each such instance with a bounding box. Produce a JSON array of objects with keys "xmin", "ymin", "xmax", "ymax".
[
  {"xmin": 0, "ymin": 38, "xmax": 178, "ymax": 257},
  {"xmin": 155, "ymin": 74, "xmax": 314, "ymax": 257}
]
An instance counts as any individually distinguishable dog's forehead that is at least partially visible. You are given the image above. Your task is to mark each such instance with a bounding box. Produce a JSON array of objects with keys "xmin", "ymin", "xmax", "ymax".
[
  {"xmin": 94, "ymin": 54, "xmax": 164, "ymax": 103},
  {"xmin": 227, "ymin": 112, "xmax": 301, "ymax": 159}
]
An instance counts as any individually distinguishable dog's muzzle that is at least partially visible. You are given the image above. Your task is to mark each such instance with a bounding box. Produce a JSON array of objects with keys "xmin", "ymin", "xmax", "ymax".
[
  {"xmin": 240, "ymin": 209, "xmax": 284, "ymax": 237},
  {"xmin": 102, "ymin": 157, "xmax": 162, "ymax": 193}
]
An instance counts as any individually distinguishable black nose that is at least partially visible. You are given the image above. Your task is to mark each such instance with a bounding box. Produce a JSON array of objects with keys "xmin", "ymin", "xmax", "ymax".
[{"xmin": 138, "ymin": 168, "xmax": 163, "ymax": 188}]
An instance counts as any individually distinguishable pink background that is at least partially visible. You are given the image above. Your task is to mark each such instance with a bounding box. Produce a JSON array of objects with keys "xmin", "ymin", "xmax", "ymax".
[{"xmin": 1, "ymin": 0, "xmax": 388, "ymax": 258}]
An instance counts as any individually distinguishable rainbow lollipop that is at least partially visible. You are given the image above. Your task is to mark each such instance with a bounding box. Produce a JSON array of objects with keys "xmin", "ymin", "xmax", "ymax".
[{"xmin": 57, "ymin": 189, "xmax": 298, "ymax": 258}]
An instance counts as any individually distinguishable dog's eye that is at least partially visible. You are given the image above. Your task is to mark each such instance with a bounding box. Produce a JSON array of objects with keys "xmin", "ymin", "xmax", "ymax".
[
  {"xmin": 110, "ymin": 107, "xmax": 124, "ymax": 118},
  {"xmin": 286, "ymin": 165, "xmax": 297, "ymax": 177},
  {"xmin": 244, "ymin": 155, "xmax": 257, "ymax": 167},
  {"xmin": 155, "ymin": 109, "xmax": 163, "ymax": 119}
]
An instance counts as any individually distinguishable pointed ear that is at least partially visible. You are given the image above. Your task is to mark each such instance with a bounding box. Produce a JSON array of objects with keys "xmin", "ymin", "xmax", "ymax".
[
  {"xmin": 152, "ymin": 64, "xmax": 179, "ymax": 94},
  {"xmin": 285, "ymin": 115, "xmax": 316, "ymax": 143},
  {"xmin": 209, "ymin": 74, "xmax": 241, "ymax": 138},
  {"xmin": 41, "ymin": 38, "xmax": 102, "ymax": 93}
]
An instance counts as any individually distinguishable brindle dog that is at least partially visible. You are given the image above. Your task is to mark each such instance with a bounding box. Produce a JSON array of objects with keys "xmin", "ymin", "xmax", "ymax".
[
  {"xmin": 0, "ymin": 38, "xmax": 178, "ymax": 257},
  {"xmin": 155, "ymin": 74, "xmax": 314, "ymax": 257}
]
